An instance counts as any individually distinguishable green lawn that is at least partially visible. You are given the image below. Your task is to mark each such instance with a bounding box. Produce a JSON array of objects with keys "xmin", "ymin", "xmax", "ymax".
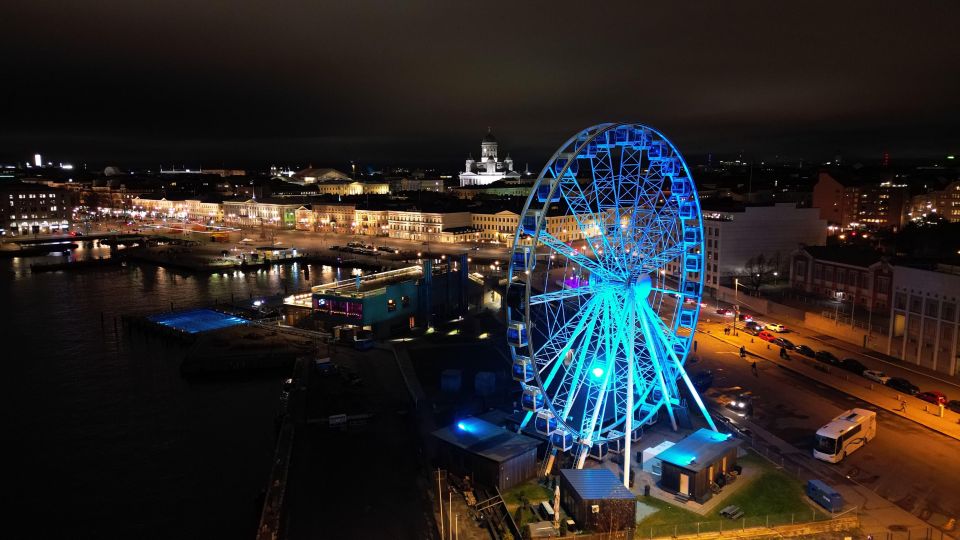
[
  {"xmin": 636, "ymin": 496, "xmax": 701, "ymax": 528},
  {"xmin": 502, "ymin": 481, "xmax": 555, "ymax": 528},
  {"xmin": 502, "ymin": 481, "xmax": 553, "ymax": 509},
  {"xmin": 637, "ymin": 452, "xmax": 826, "ymax": 534}
]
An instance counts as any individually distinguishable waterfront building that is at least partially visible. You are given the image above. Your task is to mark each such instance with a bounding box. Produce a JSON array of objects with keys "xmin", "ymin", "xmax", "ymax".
[
  {"xmin": 133, "ymin": 196, "xmax": 223, "ymax": 222},
  {"xmin": 471, "ymin": 208, "xmax": 597, "ymax": 245},
  {"xmin": 887, "ymin": 263, "xmax": 960, "ymax": 376},
  {"xmin": 0, "ymin": 182, "xmax": 71, "ymax": 236},
  {"xmin": 387, "ymin": 209, "xmax": 472, "ymax": 241},
  {"xmin": 789, "ymin": 245, "xmax": 893, "ymax": 312},
  {"xmin": 222, "ymin": 199, "xmax": 303, "ymax": 229},
  {"xmin": 459, "ymin": 129, "xmax": 521, "ymax": 187},
  {"xmin": 354, "ymin": 206, "xmax": 390, "ymax": 236}
]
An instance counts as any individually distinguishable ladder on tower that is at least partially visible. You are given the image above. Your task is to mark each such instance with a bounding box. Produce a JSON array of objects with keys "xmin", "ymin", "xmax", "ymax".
[
  {"xmin": 538, "ymin": 439, "xmax": 555, "ymax": 477},
  {"xmin": 573, "ymin": 443, "xmax": 591, "ymax": 469}
]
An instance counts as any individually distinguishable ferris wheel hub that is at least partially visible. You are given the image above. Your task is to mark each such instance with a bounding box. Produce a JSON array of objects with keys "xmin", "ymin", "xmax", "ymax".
[{"xmin": 629, "ymin": 273, "xmax": 652, "ymax": 300}]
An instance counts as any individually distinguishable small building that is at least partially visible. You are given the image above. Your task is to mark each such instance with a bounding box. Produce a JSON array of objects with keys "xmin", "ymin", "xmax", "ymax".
[
  {"xmin": 432, "ymin": 418, "xmax": 540, "ymax": 492},
  {"xmin": 656, "ymin": 428, "xmax": 741, "ymax": 503},
  {"xmin": 558, "ymin": 468, "xmax": 636, "ymax": 535}
]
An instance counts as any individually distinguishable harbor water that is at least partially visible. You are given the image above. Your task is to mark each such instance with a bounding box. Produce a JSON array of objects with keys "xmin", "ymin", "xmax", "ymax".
[{"xmin": 1, "ymin": 255, "xmax": 357, "ymax": 539}]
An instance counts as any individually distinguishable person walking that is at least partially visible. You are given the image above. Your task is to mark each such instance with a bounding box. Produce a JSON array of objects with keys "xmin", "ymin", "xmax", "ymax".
[
  {"xmin": 898, "ymin": 400, "xmax": 907, "ymax": 412},
  {"xmin": 751, "ymin": 361, "xmax": 758, "ymax": 377},
  {"xmin": 739, "ymin": 346, "xmax": 746, "ymax": 359}
]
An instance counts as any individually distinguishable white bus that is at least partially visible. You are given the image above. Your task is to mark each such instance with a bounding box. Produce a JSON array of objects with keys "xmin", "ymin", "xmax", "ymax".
[{"xmin": 813, "ymin": 408, "xmax": 877, "ymax": 463}]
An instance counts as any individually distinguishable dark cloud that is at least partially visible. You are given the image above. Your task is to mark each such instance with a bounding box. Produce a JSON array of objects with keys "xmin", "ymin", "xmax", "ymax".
[{"xmin": 1, "ymin": 0, "xmax": 958, "ymax": 167}]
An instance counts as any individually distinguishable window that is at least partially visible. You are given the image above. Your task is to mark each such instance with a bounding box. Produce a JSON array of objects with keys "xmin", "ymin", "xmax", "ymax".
[
  {"xmin": 926, "ymin": 299, "xmax": 940, "ymax": 318},
  {"xmin": 909, "ymin": 295, "xmax": 923, "ymax": 314},
  {"xmin": 387, "ymin": 299, "xmax": 397, "ymax": 312},
  {"xmin": 895, "ymin": 292, "xmax": 906, "ymax": 310},
  {"xmin": 943, "ymin": 302, "xmax": 956, "ymax": 322}
]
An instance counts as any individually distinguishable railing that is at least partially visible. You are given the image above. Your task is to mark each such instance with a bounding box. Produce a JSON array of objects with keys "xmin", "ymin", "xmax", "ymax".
[{"xmin": 640, "ymin": 509, "xmax": 855, "ymax": 539}]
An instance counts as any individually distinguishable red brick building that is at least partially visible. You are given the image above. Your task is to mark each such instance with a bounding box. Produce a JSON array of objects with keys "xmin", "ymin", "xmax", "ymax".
[{"xmin": 790, "ymin": 245, "xmax": 893, "ymax": 312}]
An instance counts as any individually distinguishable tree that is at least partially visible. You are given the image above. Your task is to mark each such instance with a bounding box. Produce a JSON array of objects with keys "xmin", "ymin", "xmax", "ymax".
[{"xmin": 742, "ymin": 253, "xmax": 780, "ymax": 294}]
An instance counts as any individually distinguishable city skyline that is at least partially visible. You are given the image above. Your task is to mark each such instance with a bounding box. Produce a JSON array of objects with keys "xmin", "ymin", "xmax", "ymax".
[{"xmin": 3, "ymin": 1, "xmax": 960, "ymax": 166}]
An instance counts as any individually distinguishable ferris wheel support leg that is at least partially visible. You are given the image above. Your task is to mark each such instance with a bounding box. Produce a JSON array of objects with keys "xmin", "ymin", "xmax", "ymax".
[
  {"xmin": 637, "ymin": 306, "xmax": 679, "ymax": 431},
  {"xmin": 518, "ymin": 410, "xmax": 534, "ymax": 433},
  {"xmin": 641, "ymin": 302, "xmax": 719, "ymax": 433},
  {"xmin": 543, "ymin": 450, "xmax": 557, "ymax": 477},
  {"xmin": 623, "ymin": 303, "xmax": 636, "ymax": 488}
]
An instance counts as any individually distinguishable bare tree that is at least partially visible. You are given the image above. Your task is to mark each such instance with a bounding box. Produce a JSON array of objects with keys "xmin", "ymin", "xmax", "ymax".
[{"xmin": 742, "ymin": 253, "xmax": 780, "ymax": 294}]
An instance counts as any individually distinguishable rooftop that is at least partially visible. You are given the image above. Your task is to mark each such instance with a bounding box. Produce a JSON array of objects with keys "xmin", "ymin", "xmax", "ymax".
[
  {"xmin": 559, "ymin": 468, "xmax": 635, "ymax": 500},
  {"xmin": 431, "ymin": 417, "xmax": 540, "ymax": 463},
  {"xmin": 801, "ymin": 245, "xmax": 885, "ymax": 268},
  {"xmin": 655, "ymin": 428, "xmax": 740, "ymax": 473}
]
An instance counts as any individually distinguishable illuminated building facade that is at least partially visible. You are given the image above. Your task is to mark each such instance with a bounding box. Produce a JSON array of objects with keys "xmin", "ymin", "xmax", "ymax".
[
  {"xmin": 0, "ymin": 183, "xmax": 71, "ymax": 236},
  {"xmin": 908, "ymin": 180, "xmax": 960, "ymax": 223},
  {"xmin": 458, "ymin": 129, "xmax": 521, "ymax": 186},
  {"xmin": 813, "ymin": 171, "xmax": 909, "ymax": 231}
]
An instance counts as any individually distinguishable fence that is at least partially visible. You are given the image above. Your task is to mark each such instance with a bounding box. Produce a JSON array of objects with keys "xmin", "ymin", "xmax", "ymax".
[
  {"xmin": 641, "ymin": 510, "xmax": 855, "ymax": 539},
  {"xmin": 861, "ymin": 525, "xmax": 957, "ymax": 540}
]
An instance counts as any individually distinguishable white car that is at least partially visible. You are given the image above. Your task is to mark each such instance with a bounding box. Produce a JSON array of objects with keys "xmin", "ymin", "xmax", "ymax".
[
  {"xmin": 765, "ymin": 322, "xmax": 787, "ymax": 333},
  {"xmin": 862, "ymin": 370, "xmax": 891, "ymax": 385}
]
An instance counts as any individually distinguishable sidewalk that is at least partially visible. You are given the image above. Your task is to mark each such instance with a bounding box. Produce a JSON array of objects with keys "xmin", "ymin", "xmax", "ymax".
[{"xmin": 699, "ymin": 327, "xmax": 960, "ymax": 442}]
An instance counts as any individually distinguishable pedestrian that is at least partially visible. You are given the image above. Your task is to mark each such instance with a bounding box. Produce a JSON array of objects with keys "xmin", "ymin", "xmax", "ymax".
[
  {"xmin": 739, "ymin": 346, "xmax": 746, "ymax": 358},
  {"xmin": 751, "ymin": 362, "xmax": 758, "ymax": 376},
  {"xmin": 694, "ymin": 340, "xmax": 698, "ymax": 352},
  {"xmin": 898, "ymin": 400, "xmax": 906, "ymax": 412}
]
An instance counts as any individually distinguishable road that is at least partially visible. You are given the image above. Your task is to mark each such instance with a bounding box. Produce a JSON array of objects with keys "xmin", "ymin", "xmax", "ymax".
[{"xmin": 691, "ymin": 313, "xmax": 960, "ymax": 523}]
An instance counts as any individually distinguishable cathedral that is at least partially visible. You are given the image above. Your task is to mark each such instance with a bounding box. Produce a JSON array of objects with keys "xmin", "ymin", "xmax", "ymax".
[{"xmin": 458, "ymin": 128, "xmax": 522, "ymax": 186}]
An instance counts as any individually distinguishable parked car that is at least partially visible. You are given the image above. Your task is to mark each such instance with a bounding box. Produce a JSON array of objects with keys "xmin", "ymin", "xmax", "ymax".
[
  {"xmin": 815, "ymin": 350, "xmax": 839, "ymax": 365},
  {"xmin": 757, "ymin": 330, "xmax": 776, "ymax": 342},
  {"xmin": 795, "ymin": 345, "xmax": 816, "ymax": 358},
  {"xmin": 716, "ymin": 308, "xmax": 733, "ymax": 316},
  {"xmin": 739, "ymin": 313, "xmax": 753, "ymax": 322},
  {"xmin": 840, "ymin": 358, "xmax": 867, "ymax": 375},
  {"xmin": 765, "ymin": 322, "xmax": 787, "ymax": 333},
  {"xmin": 916, "ymin": 391, "xmax": 948, "ymax": 406},
  {"xmin": 886, "ymin": 377, "xmax": 919, "ymax": 395},
  {"xmin": 947, "ymin": 400, "xmax": 960, "ymax": 413},
  {"xmin": 772, "ymin": 337, "xmax": 796, "ymax": 350},
  {"xmin": 862, "ymin": 369, "xmax": 891, "ymax": 384},
  {"xmin": 744, "ymin": 321, "xmax": 764, "ymax": 335}
]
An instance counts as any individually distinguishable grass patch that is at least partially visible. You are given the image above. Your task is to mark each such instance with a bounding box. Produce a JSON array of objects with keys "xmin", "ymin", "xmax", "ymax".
[
  {"xmin": 708, "ymin": 453, "xmax": 825, "ymax": 520},
  {"xmin": 636, "ymin": 452, "xmax": 826, "ymax": 535},
  {"xmin": 502, "ymin": 481, "xmax": 552, "ymax": 510},
  {"xmin": 636, "ymin": 496, "xmax": 701, "ymax": 528}
]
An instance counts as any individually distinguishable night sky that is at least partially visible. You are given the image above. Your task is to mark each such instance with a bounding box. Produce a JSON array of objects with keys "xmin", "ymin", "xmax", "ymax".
[{"xmin": 2, "ymin": 1, "xmax": 959, "ymax": 168}]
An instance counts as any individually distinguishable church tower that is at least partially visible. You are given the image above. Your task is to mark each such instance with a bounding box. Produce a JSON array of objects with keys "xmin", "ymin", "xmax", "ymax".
[{"xmin": 481, "ymin": 128, "xmax": 498, "ymax": 161}]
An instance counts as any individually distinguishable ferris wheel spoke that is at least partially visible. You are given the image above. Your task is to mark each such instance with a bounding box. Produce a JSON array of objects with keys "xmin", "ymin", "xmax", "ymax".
[
  {"xmin": 579, "ymin": 299, "xmax": 616, "ymax": 448},
  {"xmin": 538, "ymin": 231, "xmax": 617, "ymax": 282},
  {"xmin": 552, "ymin": 297, "xmax": 605, "ymax": 423},
  {"xmin": 532, "ymin": 294, "xmax": 601, "ymax": 376},
  {"xmin": 529, "ymin": 285, "xmax": 595, "ymax": 306},
  {"xmin": 639, "ymin": 301, "xmax": 718, "ymax": 432}
]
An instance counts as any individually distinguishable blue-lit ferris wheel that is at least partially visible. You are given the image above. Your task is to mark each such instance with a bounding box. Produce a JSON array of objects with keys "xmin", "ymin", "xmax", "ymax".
[{"xmin": 505, "ymin": 122, "xmax": 716, "ymax": 483}]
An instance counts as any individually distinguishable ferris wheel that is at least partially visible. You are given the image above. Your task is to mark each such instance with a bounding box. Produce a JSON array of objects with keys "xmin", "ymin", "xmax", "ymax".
[{"xmin": 505, "ymin": 122, "xmax": 717, "ymax": 484}]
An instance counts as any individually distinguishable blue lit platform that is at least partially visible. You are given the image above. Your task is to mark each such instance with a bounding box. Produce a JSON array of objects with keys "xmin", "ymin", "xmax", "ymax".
[{"xmin": 147, "ymin": 309, "xmax": 247, "ymax": 334}]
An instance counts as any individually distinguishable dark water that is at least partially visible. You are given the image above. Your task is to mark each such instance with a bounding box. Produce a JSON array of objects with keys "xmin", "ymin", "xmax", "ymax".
[{"xmin": 1, "ymin": 256, "xmax": 357, "ymax": 539}]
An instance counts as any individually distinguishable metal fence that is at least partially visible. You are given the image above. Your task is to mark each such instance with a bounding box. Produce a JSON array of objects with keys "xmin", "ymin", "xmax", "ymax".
[{"xmin": 641, "ymin": 510, "xmax": 847, "ymax": 539}]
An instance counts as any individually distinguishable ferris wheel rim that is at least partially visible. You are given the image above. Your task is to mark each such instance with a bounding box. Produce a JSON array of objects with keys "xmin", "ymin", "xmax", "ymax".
[{"xmin": 506, "ymin": 122, "xmax": 708, "ymax": 444}]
